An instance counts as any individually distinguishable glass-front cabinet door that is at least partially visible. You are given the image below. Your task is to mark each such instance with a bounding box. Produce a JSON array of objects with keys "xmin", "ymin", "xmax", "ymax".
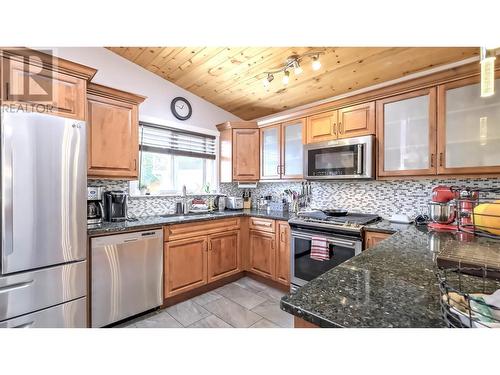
[
  {"xmin": 437, "ymin": 74, "xmax": 500, "ymax": 174},
  {"xmin": 281, "ymin": 119, "xmax": 304, "ymax": 179},
  {"xmin": 260, "ymin": 124, "xmax": 281, "ymax": 179},
  {"xmin": 377, "ymin": 87, "xmax": 437, "ymax": 176}
]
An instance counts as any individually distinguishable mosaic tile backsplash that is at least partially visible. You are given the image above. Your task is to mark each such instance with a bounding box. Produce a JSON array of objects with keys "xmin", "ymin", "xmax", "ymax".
[
  {"xmin": 89, "ymin": 177, "xmax": 500, "ymax": 220},
  {"xmin": 219, "ymin": 178, "xmax": 500, "ymax": 219}
]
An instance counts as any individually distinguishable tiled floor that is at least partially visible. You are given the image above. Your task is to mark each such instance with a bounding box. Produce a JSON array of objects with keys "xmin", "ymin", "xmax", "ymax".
[{"xmin": 118, "ymin": 277, "xmax": 292, "ymax": 328}]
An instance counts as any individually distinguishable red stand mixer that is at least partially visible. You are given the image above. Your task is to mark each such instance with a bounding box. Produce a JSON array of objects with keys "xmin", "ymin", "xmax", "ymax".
[{"xmin": 428, "ymin": 185, "xmax": 478, "ymax": 231}]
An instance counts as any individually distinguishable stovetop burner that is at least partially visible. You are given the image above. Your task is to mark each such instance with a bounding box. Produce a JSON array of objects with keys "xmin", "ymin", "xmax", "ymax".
[{"xmin": 290, "ymin": 210, "xmax": 380, "ymax": 233}]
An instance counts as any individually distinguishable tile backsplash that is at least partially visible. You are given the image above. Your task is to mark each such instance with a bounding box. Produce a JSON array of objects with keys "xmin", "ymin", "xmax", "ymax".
[
  {"xmin": 89, "ymin": 177, "xmax": 500, "ymax": 220},
  {"xmin": 219, "ymin": 177, "xmax": 500, "ymax": 219}
]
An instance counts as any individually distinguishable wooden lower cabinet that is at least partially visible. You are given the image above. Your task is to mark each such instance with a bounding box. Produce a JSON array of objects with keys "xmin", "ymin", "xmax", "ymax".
[
  {"xmin": 164, "ymin": 236, "xmax": 208, "ymax": 298},
  {"xmin": 364, "ymin": 230, "xmax": 392, "ymax": 250},
  {"xmin": 249, "ymin": 230, "xmax": 276, "ymax": 279},
  {"xmin": 207, "ymin": 230, "xmax": 240, "ymax": 283},
  {"xmin": 276, "ymin": 221, "xmax": 290, "ymax": 286}
]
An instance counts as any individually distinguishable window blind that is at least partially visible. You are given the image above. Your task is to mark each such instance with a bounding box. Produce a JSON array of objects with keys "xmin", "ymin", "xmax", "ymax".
[{"xmin": 139, "ymin": 121, "xmax": 216, "ymax": 160}]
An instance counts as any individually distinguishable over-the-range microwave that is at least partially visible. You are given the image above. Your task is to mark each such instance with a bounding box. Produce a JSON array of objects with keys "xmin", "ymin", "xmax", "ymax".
[{"xmin": 304, "ymin": 135, "xmax": 374, "ymax": 180}]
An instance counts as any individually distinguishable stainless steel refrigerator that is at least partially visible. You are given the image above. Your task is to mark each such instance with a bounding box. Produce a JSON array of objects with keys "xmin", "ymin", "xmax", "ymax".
[{"xmin": 0, "ymin": 111, "xmax": 87, "ymax": 328}]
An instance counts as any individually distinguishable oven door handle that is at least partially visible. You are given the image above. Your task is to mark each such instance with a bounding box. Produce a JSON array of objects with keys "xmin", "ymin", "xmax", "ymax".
[{"xmin": 291, "ymin": 232, "xmax": 357, "ymax": 248}]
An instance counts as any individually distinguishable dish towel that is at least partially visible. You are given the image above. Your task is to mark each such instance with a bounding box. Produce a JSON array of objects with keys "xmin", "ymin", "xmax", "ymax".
[{"xmin": 310, "ymin": 236, "xmax": 330, "ymax": 261}]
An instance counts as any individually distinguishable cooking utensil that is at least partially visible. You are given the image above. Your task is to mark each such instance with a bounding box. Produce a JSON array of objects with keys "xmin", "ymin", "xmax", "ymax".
[{"xmin": 322, "ymin": 209, "xmax": 348, "ymax": 217}]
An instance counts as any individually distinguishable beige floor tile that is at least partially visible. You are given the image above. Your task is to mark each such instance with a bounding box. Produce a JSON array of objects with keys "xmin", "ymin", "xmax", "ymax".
[
  {"xmin": 251, "ymin": 300, "xmax": 293, "ymax": 328},
  {"xmin": 234, "ymin": 277, "xmax": 269, "ymax": 294},
  {"xmin": 133, "ymin": 311, "xmax": 183, "ymax": 328},
  {"xmin": 204, "ymin": 297, "xmax": 262, "ymax": 328},
  {"xmin": 166, "ymin": 300, "xmax": 210, "ymax": 327},
  {"xmin": 249, "ymin": 318, "xmax": 280, "ymax": 328},
  {"xmin": 190, "ymin": 291, "xmax": 223, "ymax": 306},
  {"xmin": 188, "ymin": 315, "xmax": 232, "ymax": 328},
  {"xmin": 257, "ymin": 287, "xmax": 286, "ymax": 302},
  {"xmin": 216, "ymin": 283, "xmax": 266, "ymax": 309}
]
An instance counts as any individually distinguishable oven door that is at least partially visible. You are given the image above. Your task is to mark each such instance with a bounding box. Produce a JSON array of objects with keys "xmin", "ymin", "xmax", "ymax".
[
  {"xmin": 291, "ymin": 229, "xmax": 362, "ymax": 288},
  {"xmin": 304, "ymin": 135, "xmax": 374, "ymax": 179}
]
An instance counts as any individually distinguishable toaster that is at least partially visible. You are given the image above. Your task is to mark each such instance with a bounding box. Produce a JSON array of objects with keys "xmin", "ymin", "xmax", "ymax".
[{"xmin": 226, "ymin": 197, "xmax": 243, "ymax": 210}]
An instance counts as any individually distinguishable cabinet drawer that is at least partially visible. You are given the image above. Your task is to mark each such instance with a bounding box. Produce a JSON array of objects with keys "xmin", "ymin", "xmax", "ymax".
[
  {"xmin": 0, "ymin": 297, "xmax": 87, "ymax": 328},
  {"xmin": 249, "ymin": 217, "xmax": 275, "ymax": 233},
  {"xmin": 164, "ymin": 217, "xmax": 241, "ymax": 241},
  {"xmin": 0, "ymin": 261, "xmax": 87, "ymax": 322}
]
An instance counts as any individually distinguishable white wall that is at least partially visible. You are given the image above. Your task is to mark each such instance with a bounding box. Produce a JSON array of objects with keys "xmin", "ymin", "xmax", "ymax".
[{"xmin": 52, "ymin": 47, "xmax": 240, "ymax": 135}]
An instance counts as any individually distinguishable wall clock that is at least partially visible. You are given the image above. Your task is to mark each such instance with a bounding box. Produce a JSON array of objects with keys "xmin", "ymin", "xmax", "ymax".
[{"xmin": 171, "ymin": 97, "xmax": 192, "ymax": 120}]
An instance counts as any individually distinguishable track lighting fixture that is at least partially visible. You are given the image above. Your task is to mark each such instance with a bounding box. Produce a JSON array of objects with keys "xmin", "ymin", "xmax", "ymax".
[
  {"xmin": 480, "ymin": 47, "xmax": 496, "ymax": 98},
  {"xmin": 282, "ymin": 70, "xmax": 290, "ymax": 85},
  {"xmin": 261, "ymin": 51, "xmax": 324, "ymax": 88},
  {"xmin": 312, "ymin": 55, "xmax": 321, "ymax": 71}
]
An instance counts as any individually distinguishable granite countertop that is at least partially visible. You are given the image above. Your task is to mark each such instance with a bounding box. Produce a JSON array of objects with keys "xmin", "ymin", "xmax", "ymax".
[
  {"xmin": 88, "ymin": 209, "xmax": 294, "ymax": 236},
  {"xmin": 281, "ymin": 224, "xmax": 500, "ymax": 328}
]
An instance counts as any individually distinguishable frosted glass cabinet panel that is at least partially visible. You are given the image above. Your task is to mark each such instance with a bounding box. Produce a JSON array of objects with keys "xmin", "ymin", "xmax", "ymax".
[
  {"xmin": 260, "ymin": 125, "xmax": 281, "ymax": 179},
  {"xmin": 377, "ymin": 88, "xmax": 436, "ymax": 176},
  {"xmin": 282, "ymin": 120, "xmax": 303, "ymax": 178},
  {"xmin": 438, "ymin": 76, "xmax": 500, "ymax": 174}
]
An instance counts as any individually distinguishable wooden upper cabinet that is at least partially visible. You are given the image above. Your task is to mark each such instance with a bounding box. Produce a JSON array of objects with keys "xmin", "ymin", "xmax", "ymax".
[
  {"xmin": 249, "ymin": 230, "xmax": 276, "ymax": 280},
  {"xmin": 164, "ymin": 236, "xmax": 208, "ymax": 298},
  {"xmin": 281, "ymin": 119, "xmax": 304, "ymax": 179},
  {"xmin": 87, "ymin": 83, "xmax": 146, "ymax": 179},
  {"xmin": 377, "ymin": 88, "xmax": 437, "ymax": 177},
  {"xmin": 217, "ymin": 121, "xmax": 260, "ymax": 182},
  {"xmin": 337, "ymin": 102, "xmax": 375, "ymax": 139},
  {"xmin": 276, "ymin": 221, "xmax": 291, "ymax": 286},
  {"xmin": 1, "ymin": 49, "xmax": 96, "ymax": 120},
  {"xmin": 306, "ymin": 111, "xmax": 337, "ymax": 143},
  {"xmin": 260, "ymin": 124, "xmax": 281, "ymax": 180},
  {"xmin": 260, "ymin": 118, "xmax": 304, "ymax": 180},
  {"xmin": 437, "ymin": 72, "xmax": 500, "ymax": 175},
  {"xmin": 207, "ymin": 230, "xmax": 240, "ymax": 283}
]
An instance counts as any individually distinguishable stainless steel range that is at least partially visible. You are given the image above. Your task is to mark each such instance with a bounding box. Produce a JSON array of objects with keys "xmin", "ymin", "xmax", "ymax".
[{"xmin": 289, "ymin": 210, "xmax": 379, "ymax": 292}]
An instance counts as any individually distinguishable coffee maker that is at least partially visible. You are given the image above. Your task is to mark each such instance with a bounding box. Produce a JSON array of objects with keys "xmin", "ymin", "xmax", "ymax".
[
  {"xmin": 87, "ymin": 187, "xmax": 104, "ymax": 226},
  {"xmin": 104, "ymin": 190, "xmax": 128, "ymax": 222}
]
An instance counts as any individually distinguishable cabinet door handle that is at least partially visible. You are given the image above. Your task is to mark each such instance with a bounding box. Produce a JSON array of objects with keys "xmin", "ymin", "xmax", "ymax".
[
  {"xmin": 271, "ymin": 239, "xmax": 275, "ymax": 250},
  {"xmin": 280, "ymin": 231, "xmax": 285, "ymax": 242},
  {"xmin": 5, "ymin": 82, "xmax": 10, "ymax": 100},
  {"xmin": 339, "ymin": 122, "xmax": 343, "ymax": 134},
  {"xmin": 439, "ymin": 153, "xmax": 444, "ymax": 167},
  {"xmin": 332, "ymin": 123, "xmax": 337, "ymax": 135},
  {"xmin": 276, "ymin": 165, "xmax": 280, "ymax": 175},
  {"xmin": 133, "ymin": 159, "xmax": 137, "ymax": 171},
  {"xmin": 430, "ymin": 153, "xmax": 435, "ymax": 168}
]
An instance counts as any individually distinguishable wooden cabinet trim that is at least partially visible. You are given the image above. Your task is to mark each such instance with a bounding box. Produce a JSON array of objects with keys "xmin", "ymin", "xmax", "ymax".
[
  {"xmin": 87, "ymin": 82, "xmax": 146, "ymax": 105},
  {"xmin": 376, "ymin": 87, "xmax": 437, "ymax": 177},
  {"xmin": 164, "ymin": 218, "xmax": 241, "ymax": 241},
  {"xmin": 437, "ymin": 71, "xmax": 500, "ymax": 175},
  {"xmin": 364, "ymin": 230, "xmax": 392, "ymax": 250},
  {"xmin": 249, "ymin": 217, "xmax": 276, "ymax": 233}
]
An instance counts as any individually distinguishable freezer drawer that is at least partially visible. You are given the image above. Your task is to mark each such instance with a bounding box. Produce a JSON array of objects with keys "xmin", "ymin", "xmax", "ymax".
[
  {"xmin": 0, "ymin": 261, "xmax": 86, "ymax": 322},
  {"xmin": 91, "ymin": 230, "xmax": 163, "ymax": 327},
  {"xmin": 0, "ymin": 297, "xmax": 87, "ymax": 328}
]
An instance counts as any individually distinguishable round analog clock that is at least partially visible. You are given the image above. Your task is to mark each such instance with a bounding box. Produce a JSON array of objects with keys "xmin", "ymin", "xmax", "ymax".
[{"xmin": 171, "ymin": 97, "xmax": 192, "ymax": 120}]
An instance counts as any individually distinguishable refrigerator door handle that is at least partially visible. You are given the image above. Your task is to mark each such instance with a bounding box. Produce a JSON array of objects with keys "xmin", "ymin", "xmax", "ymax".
[
  {"xmin": 1, "ymin": 120, "xmax": 14, "ymax": 259},
  {"xmin": 0, "ymin": 280, "xmax": 34, "ymax": 293}
]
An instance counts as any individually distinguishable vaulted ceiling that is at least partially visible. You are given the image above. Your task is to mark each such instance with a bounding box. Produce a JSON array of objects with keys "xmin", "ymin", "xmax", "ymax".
[{"xmin": 107, "ymin": 47, "xmax": 478, "ymax": 120}]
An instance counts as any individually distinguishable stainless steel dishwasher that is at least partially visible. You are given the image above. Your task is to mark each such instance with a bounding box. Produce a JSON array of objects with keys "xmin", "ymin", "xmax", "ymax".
[{"xmin": 91, "ymin": 229, "xmax": 163, "ymax": 327}]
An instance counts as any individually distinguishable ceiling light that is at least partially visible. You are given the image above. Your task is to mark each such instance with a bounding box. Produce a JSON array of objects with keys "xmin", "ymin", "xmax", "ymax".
[
  {"xmin": 480, "ymin": 47, "xmax": 496, "ymax": 97},
  {"xmin": 262, "ymin": 73, "xmax": 274, "ymax": 88},
  {"xmin": 312, "ymin": 56, "xmax": 321, "ymax": 71},
  {"xmin": 293, "ymin": 61, "xmax": 303, "ymax": 75},
  {"xmin": 282, "ymin": 70, "xmax": 290, "ymax": 85}
]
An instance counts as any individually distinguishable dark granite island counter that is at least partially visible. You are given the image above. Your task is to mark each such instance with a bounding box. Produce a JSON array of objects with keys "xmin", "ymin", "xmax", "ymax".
[{"xmin": 281, "ymin": 224, "xmax": 500, "ymax": 328}]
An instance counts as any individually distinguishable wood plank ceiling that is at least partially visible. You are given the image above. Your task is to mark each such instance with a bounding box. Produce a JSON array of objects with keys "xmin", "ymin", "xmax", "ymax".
[{"xmin": 107, "ymin": 47, "xmax": 478, "ymax": 120}]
